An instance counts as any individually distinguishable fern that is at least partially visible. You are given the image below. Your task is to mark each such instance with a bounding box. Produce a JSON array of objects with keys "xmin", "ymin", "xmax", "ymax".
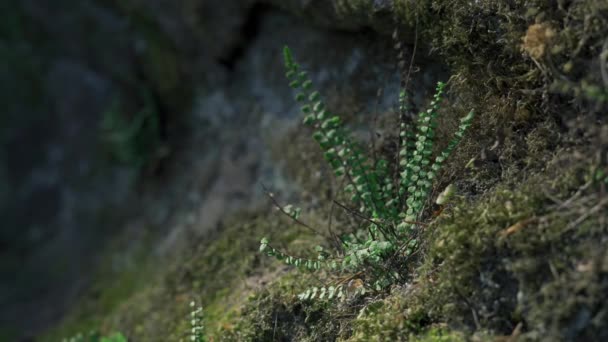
[
  {"xmin": 261, "ymin": 46, "xmax": 474, "ymax": 299},
  {"xmin": 188, "ymin": 301, "xmax": 205, "ymax": 342}
]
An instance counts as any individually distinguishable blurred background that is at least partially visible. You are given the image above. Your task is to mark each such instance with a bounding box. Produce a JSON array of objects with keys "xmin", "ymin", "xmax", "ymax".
[{"xmin": 0, "ymin": 0, "xmax": 407, "ymax": 339}]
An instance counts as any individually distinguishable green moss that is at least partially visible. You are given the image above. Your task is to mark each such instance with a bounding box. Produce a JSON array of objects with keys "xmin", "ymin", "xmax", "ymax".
[
  {"xmin": 346, "ymin": 290, "xmax": 470, "ymax": 341},
  {"xmin": 412, "ymin": 327, "xmax": 466, "ymax": 342},
  {"xmin": 42, "ymin": 230, "xmax": 158, "ymax": 341},
  {"xmin": 57, "ymin": 209, "xmax": 325, "ymax": 341},
  {"xmin": 412, "ymin": 150, "xmax": 608, "ymax": 339},
  {"xmin": 333, "ymin": 0, "xmax": 375, "ymax": 22},
  {"xmin": 348, "ymin": 293, "xmax": 429, "ymax": 341},
  {"xmin": 222, "ymin": 271, "xmax": 339, "ymax": 341},
  {"xmin": 195, "ymin": 211, "xmax": 334, "ymax": 340},
  {"xmin": 393, "ymin": 0, "xmax": 608, "ymax": 109}
]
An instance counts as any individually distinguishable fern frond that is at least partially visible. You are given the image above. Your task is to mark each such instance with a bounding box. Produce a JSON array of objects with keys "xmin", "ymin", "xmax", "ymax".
[{"xmin": 260, "ymin": 45, "xmax": 476, "ymax": 301}]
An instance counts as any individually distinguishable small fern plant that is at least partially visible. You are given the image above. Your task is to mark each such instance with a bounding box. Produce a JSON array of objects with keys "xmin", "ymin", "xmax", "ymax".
[
  {"xmin": 188, "ymin": 301, "xmax": 205, "ymax": 342},
  {"xmin": 260, "ymin": 46, "xmax": 474, "ymax": 300}
]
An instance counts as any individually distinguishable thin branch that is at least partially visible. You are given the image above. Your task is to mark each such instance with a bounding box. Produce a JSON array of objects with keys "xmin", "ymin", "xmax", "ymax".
[
  {"xmin": 600, "ymin": 38, "xmax": 608, "ymax": 89},
  {"xmin": 261, "ymin": 183, "xmax": 328, "ymax": 238},
  {"xmin": 404, "ymin": 17, "xmax": 419, "ymax": 91},
  {"xmin": 566, "ymin": 197, "xmax": 608, "ymax": 232},
  {"xmin": 334, "ymin": 271, "xmax": 365, "ymax": 286},
  {"xmin": 556, "ymin": 180, "xmax": 593, "ymax": 210},
  {"xmin": 369, "ymin": 88, "xmax": 384, "ymax": 166},
  {"xmin": 333, "ymin": 200, "xmax": 427, "ymax": 227},
  {"xmin": 455, "ymin": 288, "xmax": 481, "ymax": 330},
  {"xmin": 386, "ymin": 228, "xmax": 421, "ymax": 268},
  {"xmin": 272, "ymin": 313, "xmax": 278, "ymax": 342},
  {"xmin": 393, "ymin": 21, "xmax": 419, "ymax": 209},
  {"xmin": 328, "ymin": 173, "xmax": 349, "ymax": 252},
  {"xmin": 332, "ymin": 200, "xmax": 381, "ymax": 225}
]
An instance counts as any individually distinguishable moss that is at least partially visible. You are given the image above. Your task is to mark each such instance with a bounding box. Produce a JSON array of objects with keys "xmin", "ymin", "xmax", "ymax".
[
  {"xmin": 333, "ymin": 0, "xmax": 376, "ymax": 24},
  {"xmin": 413, "ymin": 327, "xmax": 467, "ymax": 342},
  {"xmin": 80, "ymin": 142, "xmax": 598, "ymax": 342},
  {"xmin": 348, "ymin": 293, "xmax": 430, "ymax": 341},
  {"xmin": 62, "ymin": 209, "xmax": 327, "ymax": 341},
  {"xmin": 202, "ymin": 208, "xmax": 360, "ymax": 341},
  {"xmin": 41, "ymin": 229, "xmax": 158, "ymax": 341},
  {"xmin": 342, "ymin": 289, "xmax": 471, "ymax": 341},
  {"xmin": 411, "ymin": 148, "xmax": 608, "ymax": 339},
  {"xmin": 222, "ymin": 271, "xmax": 342, "ymax": 341},
  {"xmin": 393, "ymin": 0, "xmax": 608, "ymax": 109}
]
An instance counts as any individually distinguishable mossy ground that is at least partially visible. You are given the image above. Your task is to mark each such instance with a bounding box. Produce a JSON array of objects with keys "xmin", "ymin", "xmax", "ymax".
[
  {"xmin": 44, "ymin": 207, "xmax": 331, "ymax": 341},
  {"xmin": 43, "ymin": 0, "xmax": 607, "ymax": 341},
  {"xmin": 41, "ymin": 226, "xmax": 158, "ymax": 341},
  {"xmin": 222, "ymin": 145, "xmax": 605, "ymax": 341}
]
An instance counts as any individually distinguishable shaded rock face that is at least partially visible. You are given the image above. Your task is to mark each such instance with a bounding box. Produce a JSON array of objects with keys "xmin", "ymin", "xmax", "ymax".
[
  {"xmin": 1, "ymin": 0, "xmax": 435, "ymax": 339},
  {"xmin": 0, "ymin": 0, "xmax": 141, "ymax": 337}
]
